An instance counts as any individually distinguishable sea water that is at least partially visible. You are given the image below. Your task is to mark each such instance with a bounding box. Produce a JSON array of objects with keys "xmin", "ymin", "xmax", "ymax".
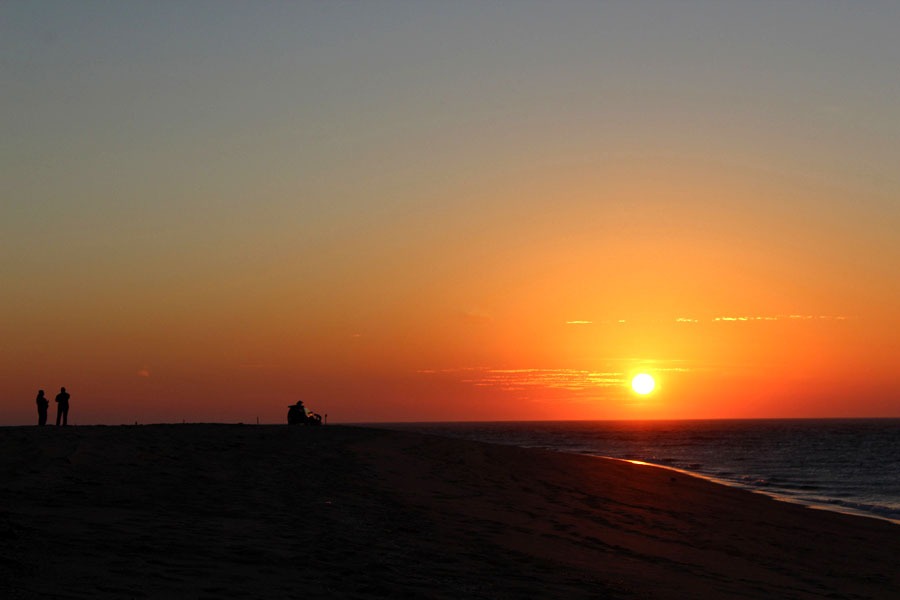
[{"xmin": 378, "ymin": 419, "xmax": 900, "ymax": 524}]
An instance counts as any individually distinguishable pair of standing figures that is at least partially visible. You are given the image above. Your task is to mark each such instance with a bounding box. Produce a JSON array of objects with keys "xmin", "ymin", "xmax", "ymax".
[{"xmin": 36, "ymin": 387, "xmax": 70, "ymax": 426}]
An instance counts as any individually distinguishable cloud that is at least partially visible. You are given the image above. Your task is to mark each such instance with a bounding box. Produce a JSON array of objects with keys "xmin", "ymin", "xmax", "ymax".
[
  {"xmin": 709, "ymin": 315, "xmax": 851, "ymax": 323},
  {"xmin": 419, "ymin": 361, "xmax": 694, "ymax": 400},
  {"xmin": 658, "ymin": 314, "xmax": 854, "ymax": 324},
  {"xmin": 460, "ymin": 368, "xmax": 625, "ymax": 392},
  {"xmin": 561, "ymin": 315, "xmax": 852, "ymax": 326}
]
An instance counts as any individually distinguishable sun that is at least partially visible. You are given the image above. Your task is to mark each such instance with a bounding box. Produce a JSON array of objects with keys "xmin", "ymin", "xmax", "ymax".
[{"xmin": 631, "ymin": 373, "xmax": 655, "ymax": 395}]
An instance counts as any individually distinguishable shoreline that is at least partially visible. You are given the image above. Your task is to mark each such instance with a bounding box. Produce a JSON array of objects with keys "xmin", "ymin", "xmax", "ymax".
[
  {"xmin": 605, "ymin": 456, "xmax": 900, "ymax": 526},
  {"xmin": 2, "ymin": 424, "xmax": 899, "ymax": 598},
  {"xmin": 372, "ymin": 418, "xmax": 900, "ymax": 527}
]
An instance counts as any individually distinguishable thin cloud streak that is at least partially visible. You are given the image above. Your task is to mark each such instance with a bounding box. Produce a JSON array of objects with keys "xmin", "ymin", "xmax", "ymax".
[
  {"xmin": 420, "ymin": 367, "xmax": 625, "ymax": 393},
  {"xmin": 567, "ymin": 315, "xmax": 852, "ymax": 326},
  {"xmin": 709, "ymin": 315, "xmax": 851, "ymax": 323}
]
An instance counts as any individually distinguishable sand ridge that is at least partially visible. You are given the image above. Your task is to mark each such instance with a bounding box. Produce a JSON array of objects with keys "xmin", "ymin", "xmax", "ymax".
[{"xmin": 1, "ymin": 424, "xmax": 898, "ymax": 598}]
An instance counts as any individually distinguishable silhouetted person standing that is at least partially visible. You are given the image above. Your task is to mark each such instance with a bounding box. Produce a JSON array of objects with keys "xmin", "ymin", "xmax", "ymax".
[
  {"xmin": 55, "ymin": 387, "xmax": 70, "ymax": 426},
  {"xmin": 36, "ymin": 390, "xmax": 49, "ymax": 426}
]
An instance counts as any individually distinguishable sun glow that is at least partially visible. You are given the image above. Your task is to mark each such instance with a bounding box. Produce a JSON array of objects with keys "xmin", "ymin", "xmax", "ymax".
[{"xmin": 631, "ymin": 373, "xmax": 656, "ymax": 395}]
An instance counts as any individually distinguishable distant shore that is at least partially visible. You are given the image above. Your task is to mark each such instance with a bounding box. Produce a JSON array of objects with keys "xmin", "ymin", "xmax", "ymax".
[{"xmin": 2, "ymin": 424, "xmax": 898, "ymax": 598}]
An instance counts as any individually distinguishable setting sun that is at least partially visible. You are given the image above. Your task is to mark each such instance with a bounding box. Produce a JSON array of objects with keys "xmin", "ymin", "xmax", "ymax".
[{"xmin": 632, "ymin": 374, "xmax": 656, "ymax": 395}]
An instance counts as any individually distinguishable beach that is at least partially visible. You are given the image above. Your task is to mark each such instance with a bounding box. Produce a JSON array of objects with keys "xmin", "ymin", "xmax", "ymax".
[{"xmin": 1, "ymin": 425, "xmax": 898, "ymax": 599}]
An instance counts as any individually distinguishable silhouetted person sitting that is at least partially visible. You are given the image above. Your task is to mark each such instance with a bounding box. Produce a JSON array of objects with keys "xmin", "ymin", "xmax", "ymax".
[
  {"xmin": 36, "ymin": 390, "xmax": 49, "ymax": 426},
  {"xmin": 287, "ymin": 400, "xmax": 306, "ymax": 425},
  {"xmin": 55, "ymin": 387, "xmax": 70, "ymax": 426},
  {"xmin": 287, "ymin": 400, "xmax": 325, "ymax": 425}
]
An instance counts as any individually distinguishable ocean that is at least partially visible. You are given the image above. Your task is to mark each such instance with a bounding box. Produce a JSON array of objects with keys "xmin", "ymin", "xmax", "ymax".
[{"xmin": 376, "ymin": 419, "xmax": 900, "ymax": 524}]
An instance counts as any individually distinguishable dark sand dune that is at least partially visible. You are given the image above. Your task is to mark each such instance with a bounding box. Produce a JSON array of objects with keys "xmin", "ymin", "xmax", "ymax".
[{"xmin": 1, "ymin": 424, "xmax": 898, "ymax": 598}]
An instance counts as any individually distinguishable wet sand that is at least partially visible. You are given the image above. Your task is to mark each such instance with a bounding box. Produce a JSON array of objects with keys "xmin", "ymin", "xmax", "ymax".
[{"xmin": 1, "ymin": 424, "xmax": 898, "ymax": 598}]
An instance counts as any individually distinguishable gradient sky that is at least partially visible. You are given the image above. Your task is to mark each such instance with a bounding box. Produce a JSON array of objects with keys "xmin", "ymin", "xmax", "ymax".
[{"xmin": 3, "ymin": 2, "xmax": 899, "ymax": 424}]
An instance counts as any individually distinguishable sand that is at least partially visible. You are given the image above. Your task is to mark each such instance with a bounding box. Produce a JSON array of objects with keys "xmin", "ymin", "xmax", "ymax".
[{"xmin": 1, "ymin": 424, "xmax": 897, "ymax": 599}]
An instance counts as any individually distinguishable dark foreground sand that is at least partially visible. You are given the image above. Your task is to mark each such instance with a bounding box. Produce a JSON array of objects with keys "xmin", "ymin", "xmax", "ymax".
[{"xmin": 1, "ymin": 425, "xmax": 898, "ymax": 599}]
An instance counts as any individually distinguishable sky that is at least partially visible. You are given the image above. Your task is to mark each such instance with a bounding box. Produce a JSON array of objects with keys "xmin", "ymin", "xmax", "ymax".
[{"xmin": 2, "ymin": 1, "xmax": 899, "ymax": 424}]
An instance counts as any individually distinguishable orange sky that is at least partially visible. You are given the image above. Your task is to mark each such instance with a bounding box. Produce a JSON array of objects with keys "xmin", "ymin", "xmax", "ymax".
[{"xmin": 2, "ymin": 3, "xmax": 899, "ymax": 424}]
